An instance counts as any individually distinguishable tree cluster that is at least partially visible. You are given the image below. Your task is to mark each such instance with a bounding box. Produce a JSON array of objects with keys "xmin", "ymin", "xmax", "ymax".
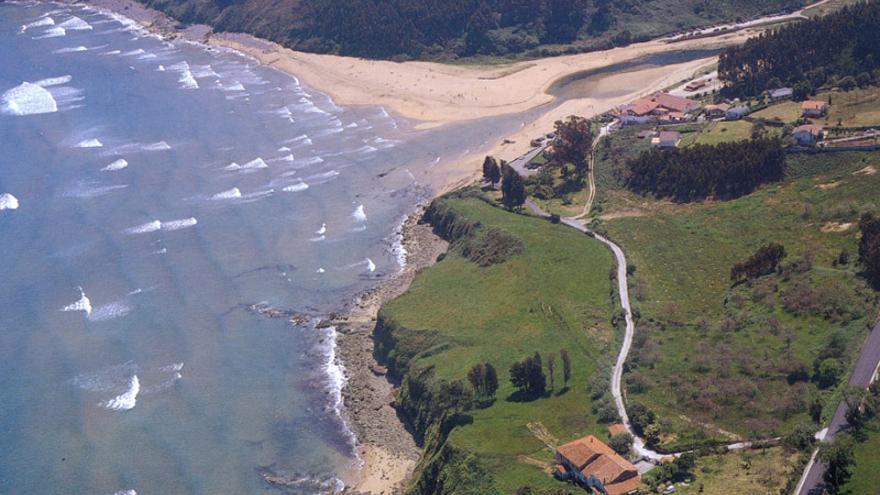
[
  {"xmin": 482, "ymin": 156, "xmax": 502, "ymax": 188},
  {"xmin": 730, "ymin": 243, "xmax": 786, "ymax": 283},
  {"xmin": 547, "ymin": 116, "xmax": 593, "ymax": 182},
  {"xmin": 622, "ymin": 138, "xmax": 785, "ymax": 201},
  {"xmin": 467, "ymin": 362, "xmax": 499, "ymax": 399},
  {"xmin": 718, "ymin": 2, "xmax": 880, "ymax": 97},
  {"xmin": 859, "ymin": 212, "xmax": 880, "ymax": 288},
  {"xmin": 509, "ymin": 353, "xmax": 546, "ymax": 397}
]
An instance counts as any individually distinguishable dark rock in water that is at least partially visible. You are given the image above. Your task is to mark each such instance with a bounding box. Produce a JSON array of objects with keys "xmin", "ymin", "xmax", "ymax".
[
  {"xmin": 256, "ymin": 466, "xmax": 340, "ymax": 494},
  {"xmin": 246, "ymin": 303, "xmax": 312, "ymax": 326}
]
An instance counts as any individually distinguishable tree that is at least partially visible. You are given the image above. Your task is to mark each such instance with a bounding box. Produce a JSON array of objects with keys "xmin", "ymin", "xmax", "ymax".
[
  {"xmin": 549, "ymin": 116, "xmax": 593, "ymax": 181},
  {"xmin": 628, "ymin": 401, "xmax": 655, "ymax": 437},
  {"xmin": 482, "ymin": 156, "xmax": 501, "ymax": 188},
  {"xmin": 485, "ymin": 363, "xmax": 499, "ymax": 398},
  {"xmin": 859, "ymin": 213, "xmax": 880, "ymax": 288},
  {"xmin": 547, "ymin": 352, "xmax": 556, "ymax": 390},
  {"xmin": 609, "ymin": 432, "xmax": 633, "ymax": 456},
  {"xmin": 509, "ymin": 355, "xmax": 546, "ymax": 397},
  {"xmin": 501, "ymin": 164, "xmax": 526, "ymax": 210},
  {"xmin": 560, "ymin": 349, "xmax": 571, "ymax": 387},
  {"xmin": 468, "ymin": 362, "xmax": 500, "ymax": 400},
  {"xmin": 816, "ymin": 358, "xmax": 843, "ymax": 389},
  {"xmin": 819, "ymin": 437, "xmax": 855, "ymax": 493},
  {"xmin": 783, "ymin": 422, "xmax": 817, "ymax": 452},
  {"xmin": 731, "ymin": 243, "xmax": 787, "ymax": 283}
]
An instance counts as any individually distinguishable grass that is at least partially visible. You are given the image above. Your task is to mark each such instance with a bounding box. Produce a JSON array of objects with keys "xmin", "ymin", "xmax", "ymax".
[
  {"xmin": 674, "ymin": 447, "xmax": 801, "ymax": 495},
  {"xmin": 753, "ymin": 87, "xmax": 880, "ymax": 127},
  {"xmin": 599, "ymin": 151, "xmax": 880, "ymax": 447},
  {"xmin": 382, "ymin": 195, "xmax": 617, "ymax": 493},
  {"xmin": 843, "ymin": 417, "xmax": 880, "ymax": 494},
  {"xmin": 681, "ymin": 120, "xmax": 755, "ymax": 146}
]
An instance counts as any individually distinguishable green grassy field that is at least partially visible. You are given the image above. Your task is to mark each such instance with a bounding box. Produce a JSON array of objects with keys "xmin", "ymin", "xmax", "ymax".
[
  {"xmin": 753, "ymin": 87, "xmax": 880, "ymax": 127},
  {"xmin": 803, "ymin": 0, "xmax": 864, "ymax": 17},
  {"xmin": 674, "ymin": 447, "xmax": 801, "ymax": 495},
  {"xmin": 601, "ymin": 151, "xmax": 880, "ymax": 447},
  {"xmin": 681, "ymin": 120, "xmax": 755, "ymax": 146},
  {"xmin": 843, "ymin": 417, "xmax": 880, "ymax": 494},
  {"xmin": 381, "ymin": 194, "xmax": 618, "ymax": 493}
]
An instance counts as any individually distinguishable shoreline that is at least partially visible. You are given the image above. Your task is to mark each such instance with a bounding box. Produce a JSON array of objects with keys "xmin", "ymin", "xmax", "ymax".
[{"xmin": 333, "ymin": 207, "xmax": 449, "ymax": 494}]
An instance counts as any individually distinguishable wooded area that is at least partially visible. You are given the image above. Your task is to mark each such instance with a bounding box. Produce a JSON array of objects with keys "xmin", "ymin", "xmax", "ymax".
[
  {"xmin": 142, "ymin": 0, "xmax": 806, "ymax": 60},
  {"xmin": 719, "ymin": 1, "xmax": 880, "ymax": 97},
  {"xmin": 621, "ymin": 138, "xmax": 786, "ymax": 201}
]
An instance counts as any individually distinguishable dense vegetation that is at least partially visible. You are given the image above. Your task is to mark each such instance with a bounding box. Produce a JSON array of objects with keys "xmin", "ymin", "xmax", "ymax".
[
  {"xmin": 860, "ymin": 212, "xmax": 880, "ymax": 288},
  {"xmin": 719, "ymin": 1, "xmax": 880, "ymax": 97},
  {"xmin": 599, "ymin": 150, "xmax": 880, "ymax": 450},
  {"xmin": 141, "ymin": 0, "xmax": 807, "ymax": 60},
  {"xmin": 622, "ymin": 138, "xmax": 786, "ymax": 201},
  {"xmin": 374, "ymin": 191, "xmax": 616, "ymax": 493}
]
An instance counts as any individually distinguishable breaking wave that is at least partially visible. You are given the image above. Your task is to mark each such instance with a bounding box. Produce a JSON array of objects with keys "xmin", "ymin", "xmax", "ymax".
[
  {"xmin": 352, "ymin": 204, "xmax": 367, "ymax": 222},
  {"xmin": 101, "ymin": 159, "xmax": 128, "ymax": 171},
  {"xmin": 75, "ymin": 138, "xmax": 103, "ymax": 148},
  {"xmin": 102, "ymin": 375, "xmax": 139, "ymax": 411},
  {"xmin": 0, "ymin": 193, "xmax": 20, "ymax": 211},
  {"xmin": 282, "ymin": 181, "xmax": 309, "ymax": 193},
  {"xmin": 123, "ymin": 217, "xmax": 197, "ymax": 234},
  {"xmin": 1, "ymin": 82, "xmax": 57, "ymax": 115},
  {"xmin": 211, "ymin": 187, "xmax": 242, "ymax": 200},
  {"xmin": 61, "ymin": 287, "xmax": 92, "ymax": 316}
]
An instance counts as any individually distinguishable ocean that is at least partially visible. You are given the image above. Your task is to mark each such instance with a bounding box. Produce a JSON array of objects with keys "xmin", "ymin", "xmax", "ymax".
[{"xmin": 0, "ymin": 2, "xmax": 528, "ymax": 493}]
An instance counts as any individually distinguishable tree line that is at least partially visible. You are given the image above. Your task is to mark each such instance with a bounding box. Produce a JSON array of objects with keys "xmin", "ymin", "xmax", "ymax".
[
  {"xmin": 144, "ymin": 0, "xmax": 804, "ymax": 61},
  {"xmin": 621, "ymin": 138, "xmax": 786, "ymax": 201},
  {"xmin": 718, "ymin": 1, "xmax": 880, "ymax": 97},
  {"xmin": 860, "ymin": 212, "xmax": 880, "ymax": 289}
]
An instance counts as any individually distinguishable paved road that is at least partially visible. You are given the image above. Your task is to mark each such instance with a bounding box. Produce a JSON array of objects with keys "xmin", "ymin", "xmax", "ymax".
[
  {"xmin": 796, "ymin": 318, "xmax": 880, "ymax": 495},
  {"xmin": 509, "ymin": 143, "xmax": 548, "ymax": 178}
]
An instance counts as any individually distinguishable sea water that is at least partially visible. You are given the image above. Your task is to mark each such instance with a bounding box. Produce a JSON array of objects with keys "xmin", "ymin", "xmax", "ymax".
[{"xmin": 0, "ymin": 2, "xmax": 531, "ymax": 494}]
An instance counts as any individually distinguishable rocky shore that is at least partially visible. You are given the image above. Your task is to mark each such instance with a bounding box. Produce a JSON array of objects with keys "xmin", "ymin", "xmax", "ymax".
[{"xmin": 333, "ymin": 209, "xmax": 448, "ymax": 494}]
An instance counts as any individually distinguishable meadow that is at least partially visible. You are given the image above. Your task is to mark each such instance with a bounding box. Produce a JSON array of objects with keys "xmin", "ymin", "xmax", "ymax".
[{"xmin": 380, "ymin": 194, "xmax": 618, "ymax": 493}]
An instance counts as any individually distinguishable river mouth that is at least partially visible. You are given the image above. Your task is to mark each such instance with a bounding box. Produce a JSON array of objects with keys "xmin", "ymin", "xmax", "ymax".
[{"xmin": 547, "ymin": 48, "xmax": 722, "ymax": 100}]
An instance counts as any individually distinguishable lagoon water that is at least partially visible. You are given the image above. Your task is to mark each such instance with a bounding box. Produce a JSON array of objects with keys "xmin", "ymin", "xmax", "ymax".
[{"xmin": 0, "ymin": 2, "xmax": 528, "ymax": 493}]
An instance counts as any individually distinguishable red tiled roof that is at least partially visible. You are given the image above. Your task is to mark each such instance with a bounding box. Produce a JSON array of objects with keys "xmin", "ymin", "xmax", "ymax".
[
  {"xmin": 556, "ymin": 435, "xmax": 640, "ymax": 492},
  {"xmin": 802, "ymin": 100, "xmax": 828, "ymax": 111},
  {"xmin": 606, "ymin": 474, "xmax": 642, "ymax": 495},
  {"xmin": 651, "ymin": 92, "xmax": 700, "ymax": 113},
  {"xmin": 630, "ymin": 98, "xmax": 659, "ymax": 116}
]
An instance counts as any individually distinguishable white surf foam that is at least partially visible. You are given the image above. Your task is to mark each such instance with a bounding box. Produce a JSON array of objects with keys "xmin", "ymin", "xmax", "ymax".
[
  {"xmin": 113, "ymin": 490, "xmax": 137, "ymax": 495},
  {"xmin": 102, "ymin": 49, "xmax": 121, "ymax": 55},
  {"xmin": 157, "ymin": 64, "xmax": 166, "ymax": 72},
  {"xmin": 53, "ymin": 45, "xmax": 87, "ymax": 54},
  {"xmin": 191, "ymin": 64, "xmax": 220, "ymax": 79},
  {"xmin": 161, "ymin": 217, "xmax": 197, "ymax": 231},
  {"xmin": 101, "ymin": 159, "xmax": 128, "ymax": 171},
  {"xmin": 124, "ymin": 220, "xmax": 162, "ymax": 234},
  {"xmin": 34, "ymin": 26, "xmax": 66, "ymax": 39},
  {"xmin": 122, "ymin": 48, "xmax": 145, "ymax": 57},
  {"xmin": 34, "ymin": 75, "xmax": 72, "ymax": 87},
  {"xmin": 316, "ymin": 223, "xmax": 326, "ymax": 235},
  {"xmin": 61, "ymin": 287, "xmax": 92, "ymax": 316},
  {"xmin": 0, "ymin": 193, "xmax": 19, "ymax": 211},
  {"xmin": 178, "ymin": 69, "xmax": 198, "ymax": 89},
  {"xmin": 58, "ymin": 16, "xmax": 92, "ymax": 31},
  {"xmin": 240, "ymin": 157, "xmax": 268, "ymax": 170},
  {"xmin": 102, "ymin": 375, "xmax": 139, "ymax": 411},
  {"xmin": 282, "ymin": 182, "xmax": 309, "ymax": 193},
  {"xmin": 142, "ymin": 141, "xmax": 170, "ymax": 151},
  {"xmin": 352, "ymin": 204, "xmax": 367, "ymax": 222},
  {"xmin": 63, "ymin": 182, "xmax": 128, "ymax": 198},
  {"xmin": 365, "ymin": 258, "xmax": 376, "ymax": 272},
  {"xmin": 316, "ymin": 268, "xmax": 325, "ymax": 274},
  {"xmin": 87, "ymin": 301, "xmax": 132, "ymax": 322},
  {"xmin": 75, "ymin": 138, "xmax": 103, "ymax": 148},
  {"xmin": 211, "ymin": 187, "xmax": 242, "ymax": 200},
  {"xmin": 278, "ymin": 146, "xmax": 291, "ymax": 152},
  {"xmin": 297, "ymin": 156, "xmax": 323, "ymax": 166},
  {"xmin": 305, "ymin": 170, "xmax": 339, "ymax": 184},
  {"xmin": 1, "ymin": 82, "xmax": 58, "ymax": 115},
  {"xmin": 20, "ymin": 16, "xmax": 54, "ymax": 33}
]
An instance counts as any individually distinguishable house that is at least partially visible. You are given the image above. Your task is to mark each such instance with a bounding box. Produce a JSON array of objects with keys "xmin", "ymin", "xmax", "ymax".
[
  {"xmin": 555, "ymin": 435, "xmax": 641, "ymax": 495},
  {"xmin": 652, "ymin": 131, "xmax": 681, "ymax": 148},
  {"xmin": 685, "ymin": 79, "xmax": 707, "ymax": 92},
  {"xmin": 802, "ymin": 100, "xmax": 829, "ymax": 118},
  {"xmin": 725, "ymin": 105, "xmax": 750, "ymax": 120},
  {"xmin": 618, "ymin": 92, "xmax": 701, "ymax": 124},
  {"xmin": 792, "ymin": 124, "xmax": 824, "ymax": 145},
  {"xmin": 769, "ymin": 87, "xmax": 793, "ymax": 100},
  {"xmin": 703, "ymin": 103, "xmax": 730, "ymax": 119}
]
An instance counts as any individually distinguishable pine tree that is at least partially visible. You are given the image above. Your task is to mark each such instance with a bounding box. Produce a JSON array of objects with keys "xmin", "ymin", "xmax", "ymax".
[
  {"xmin": 501, "ymin": 165, "xmax": 526, "ymax": 210},
  {"xmin": 547, "ymin": 352, "xmax": 556, "ymax": 390},
  {"xmin": 482, "ymin": 156, "xmax": 501, "ymax": 188},
  {"xmin": 560, "ymin": 349, "xmax": 571, "ymax": 387}
]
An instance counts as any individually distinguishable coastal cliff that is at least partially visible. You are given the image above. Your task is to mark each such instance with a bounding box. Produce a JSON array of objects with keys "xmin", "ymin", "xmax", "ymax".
[{"xmin": 369, "ymin": 189, "xmax": 617, "ymax": 494}]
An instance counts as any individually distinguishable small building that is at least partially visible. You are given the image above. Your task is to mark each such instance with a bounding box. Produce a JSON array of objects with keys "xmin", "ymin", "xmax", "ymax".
[
  {"xmin": 618, "ymin": 92, "xmax": 701, "ymax": 125},
  {"xmin": 685, "ymin": 79, "xmax": 707, "ymax": 92},
  {"xmin": 555, "ymin": 435, "xmax": 641, "ymax": 495},
  {"xmin": 769, "ymin": 87, "xmax": 793, "ymax": 100},
  {"xmin": 725, "ymin": 105, "xmax": 750, "ymax": 120},
  {"xmin": 792, "ymin": 124, "xmax": 824, "ymax": 145},
  {"xmin": 652, "ymin": 131, "xmax": 681, "ymax": 148},
  {"xmin": 802, "ymin": 100, "xmax": 829, "ymax": 118},
  {"xmin": 703, "ymin": 103, "xmax": 730, "ymax": 119}
]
